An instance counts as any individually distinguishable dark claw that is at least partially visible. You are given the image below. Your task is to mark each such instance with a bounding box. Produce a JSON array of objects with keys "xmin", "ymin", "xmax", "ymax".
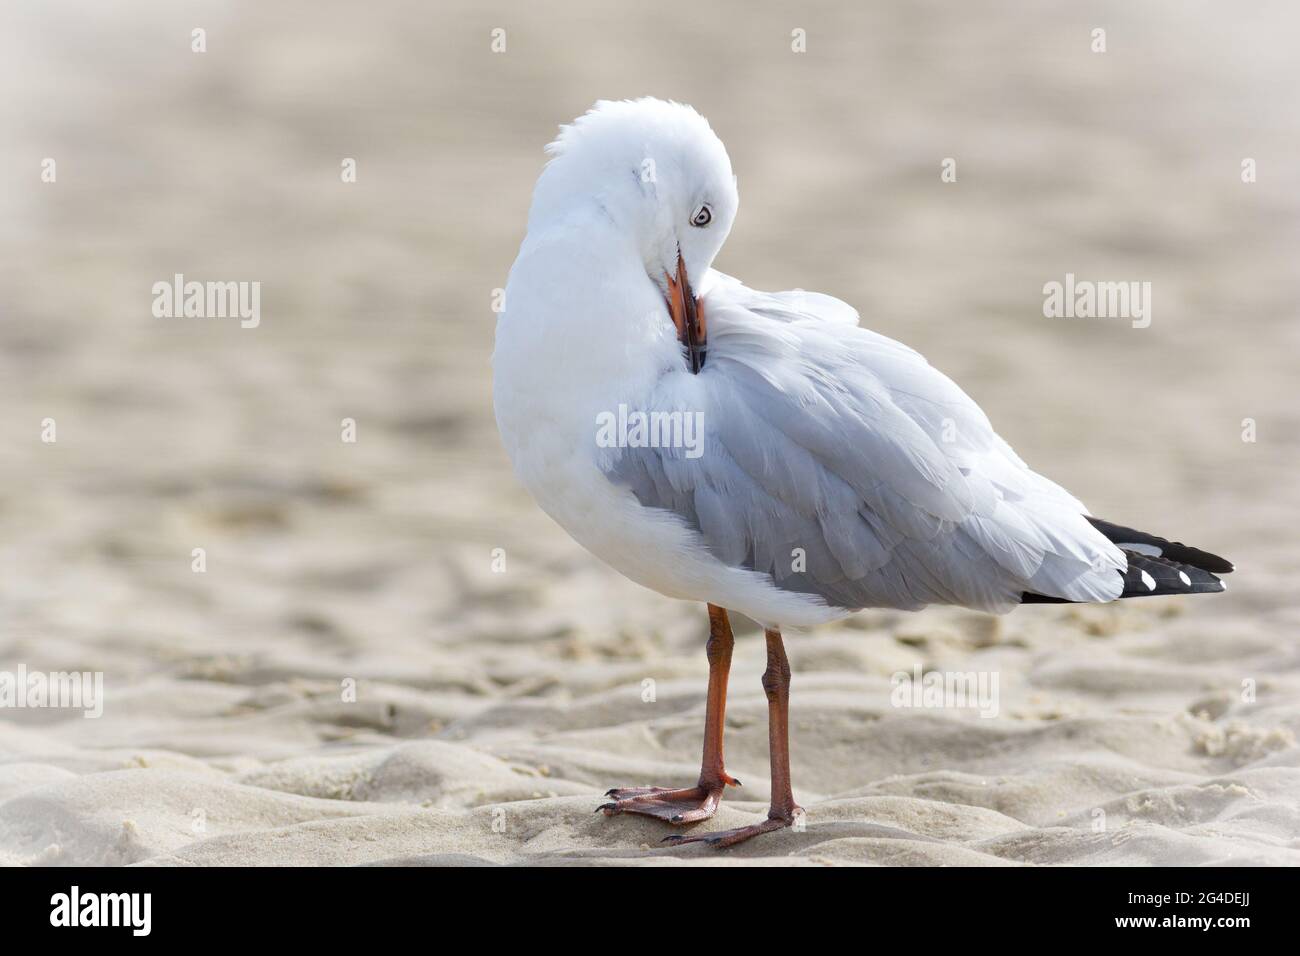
[
  {"xmin": 605, "ymin": 789, "xmax": 619, "ymax": 797},
  {"xmin": 670, "ymin": 814, "xmax": 683, "ymax": 822},
  {"xmin": 597, "ymin": 803, "xmax": 617, "ymax": 813}
]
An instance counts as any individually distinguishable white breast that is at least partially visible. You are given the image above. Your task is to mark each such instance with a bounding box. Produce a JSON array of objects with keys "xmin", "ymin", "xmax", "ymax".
[{"xmin": 492, "ymin": 214, "xmax": 842, "ymax": 629}]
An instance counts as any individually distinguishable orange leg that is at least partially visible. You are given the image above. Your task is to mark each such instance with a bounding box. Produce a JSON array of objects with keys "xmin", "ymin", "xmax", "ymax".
[
  {"xmin": 599, "ymin": 604, "xmax": 741, "ymax": 823},
  {"xmin": 663, "ymin": 626, "xmax": 802, "ymax": 848}
]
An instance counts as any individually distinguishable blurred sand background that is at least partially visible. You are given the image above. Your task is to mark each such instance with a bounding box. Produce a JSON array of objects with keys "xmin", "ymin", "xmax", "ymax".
[{"xmin": 1, "ymin": 0, "xmax": 1298, "ymax": 865}]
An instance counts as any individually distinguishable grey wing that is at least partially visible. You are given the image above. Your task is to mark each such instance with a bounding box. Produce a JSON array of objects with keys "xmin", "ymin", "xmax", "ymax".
[{"xmin": 603, "ymin": 275, "xmax": 1125, "ymax": 613}]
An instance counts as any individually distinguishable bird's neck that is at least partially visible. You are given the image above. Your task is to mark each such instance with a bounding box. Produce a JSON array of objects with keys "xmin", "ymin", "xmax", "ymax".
[{"xmin": 505, "ymin": 207, "xmax": 679, "ymax": 388}]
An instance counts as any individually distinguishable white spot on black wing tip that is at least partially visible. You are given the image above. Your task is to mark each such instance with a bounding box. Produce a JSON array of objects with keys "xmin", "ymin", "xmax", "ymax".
[
  {"xmin": 1139, "ymin": 569, "xmax": 1157, "ymax": 592},
  {"xmin": 1178, "ymin": 570, "xmax": 1191, "ymax": 587}
]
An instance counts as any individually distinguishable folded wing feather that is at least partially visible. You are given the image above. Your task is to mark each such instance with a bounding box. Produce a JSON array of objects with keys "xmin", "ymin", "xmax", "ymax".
[{"xmin": 603, "ymin": 271, "xmax": 1125, "ymax": 613}]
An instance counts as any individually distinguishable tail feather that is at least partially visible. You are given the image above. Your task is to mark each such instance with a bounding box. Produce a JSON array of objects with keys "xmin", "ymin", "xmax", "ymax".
[{"xmin": 1021, "ymin": 518, "xmax": 1232, "ymax": 605}]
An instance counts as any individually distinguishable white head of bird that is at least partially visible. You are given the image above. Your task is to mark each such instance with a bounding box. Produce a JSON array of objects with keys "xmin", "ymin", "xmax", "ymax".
[
  {"xmin": 496, "ymin": 98, "xmax": 738, "ymax": 403},
  {"xmin": 530, "ymin": 99, "xmax": 737, "ymax": 305}
]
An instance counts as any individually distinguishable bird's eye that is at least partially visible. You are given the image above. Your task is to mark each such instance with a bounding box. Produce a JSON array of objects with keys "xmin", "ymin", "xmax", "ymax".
[{"xmin": 690, "ymin": 204, "xmax": 712, "ymax": 227}]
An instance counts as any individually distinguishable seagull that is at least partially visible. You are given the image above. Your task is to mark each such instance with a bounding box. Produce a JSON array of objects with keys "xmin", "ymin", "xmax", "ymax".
[{"xmin": 492, "ymin": 97, "xmax": 1234, "ymax": 848}]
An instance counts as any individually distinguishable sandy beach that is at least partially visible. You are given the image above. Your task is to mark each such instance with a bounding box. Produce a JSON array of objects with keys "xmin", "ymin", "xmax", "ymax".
[{"xmin": 2, "ymin": 0, "xmax": 1299, "ymax": 866}]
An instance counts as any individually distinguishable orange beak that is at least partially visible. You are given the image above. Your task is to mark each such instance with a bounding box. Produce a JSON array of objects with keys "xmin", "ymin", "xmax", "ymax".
[{"xmin": 666, "ymin": 253, "xmax": 707, "ymax": 373}]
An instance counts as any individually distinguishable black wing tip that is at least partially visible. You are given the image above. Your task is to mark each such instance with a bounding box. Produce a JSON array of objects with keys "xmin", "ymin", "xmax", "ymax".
[
  {"xmin": 1021, "ymin": 549, "xmax": 1227, "ymax": 605},
  {"xmin": 1086, "ymin": 517, "xmax": 1235, "ymax": 575},
  {"xmin": 1120, "ymin": 551, "xmax": 1226, "ymax": 598}
]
